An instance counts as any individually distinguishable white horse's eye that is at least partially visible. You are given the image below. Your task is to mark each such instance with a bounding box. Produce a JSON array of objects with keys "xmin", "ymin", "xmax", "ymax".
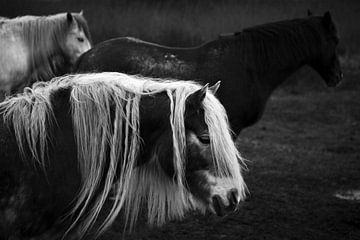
[{"xmin": 77, "ymin": 37, "xmax": 84, "ymax": 42}]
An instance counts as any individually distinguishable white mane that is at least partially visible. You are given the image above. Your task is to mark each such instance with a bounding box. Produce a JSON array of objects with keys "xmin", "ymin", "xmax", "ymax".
[
  {"xmin": 0, "ymin": 72, "xmax": 246, "ymax": 238},
  {"xmin": 1, "ymin": 13, "xmax": 89, "ymax": 85}
]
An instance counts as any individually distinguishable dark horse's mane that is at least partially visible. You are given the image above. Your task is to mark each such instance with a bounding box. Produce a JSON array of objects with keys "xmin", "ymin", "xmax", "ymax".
[{"xmin": 222, "ymin": 18, "xmax": 324, "ymax": 72}]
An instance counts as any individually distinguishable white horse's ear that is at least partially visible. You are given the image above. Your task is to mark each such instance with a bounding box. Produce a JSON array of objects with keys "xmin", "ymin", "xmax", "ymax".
[
  {"xmin": 79, "ymin": 10, "xmax": 84, "ymax": 16},
  {"xmin": 209, "ymin": 81, "xmax": 221, "ymax": 94}
]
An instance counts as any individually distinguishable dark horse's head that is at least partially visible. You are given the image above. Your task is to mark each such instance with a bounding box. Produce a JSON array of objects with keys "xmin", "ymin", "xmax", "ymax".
[
  {"xmin": 308, "ymin": 11, "xmax": 343, "ymax": 87},
  {"xmin": 137, "ymin": 80, "xmax": 246, "ymax": 222},
  {"xmin": 0, "ymin": 73, "xmax": 246, "ymax": 238}
]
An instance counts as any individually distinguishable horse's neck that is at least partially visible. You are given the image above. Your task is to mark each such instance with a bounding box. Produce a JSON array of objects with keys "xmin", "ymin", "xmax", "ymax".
[
  {"xmin": 259, "ymin": 61, "xmax": 306, "ymax": 94},
  {"xmin": 24, "ymin": 18, "xmax": 62, "ymax": 69},
  {"xmin": 241, "ymin": 28, "xmax": 319, "ymax": 93}
]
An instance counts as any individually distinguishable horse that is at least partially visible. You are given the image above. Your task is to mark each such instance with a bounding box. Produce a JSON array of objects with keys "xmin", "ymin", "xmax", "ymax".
[
  {"xmin": 0, "ymin": 72, "xmax": 246, "ymax": 239},
  {"xmin": 0, "ymin": 12, "xmax": 92, "ymax": 100},
  {"xmin": 75, "ymin": 11, "xmax": 343, "ymax": 136}
]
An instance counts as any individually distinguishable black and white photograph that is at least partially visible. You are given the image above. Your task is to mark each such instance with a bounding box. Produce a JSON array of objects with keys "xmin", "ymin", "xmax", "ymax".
[{"xmin": 0, "ymin": 0, "xmax": 359, "ymax": 239}]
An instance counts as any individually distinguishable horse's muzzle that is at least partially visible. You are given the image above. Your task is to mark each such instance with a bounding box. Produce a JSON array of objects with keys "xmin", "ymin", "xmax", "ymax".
[{"xmin": 212, "ymin": 188, "xmax": 240, "ymax": 216}]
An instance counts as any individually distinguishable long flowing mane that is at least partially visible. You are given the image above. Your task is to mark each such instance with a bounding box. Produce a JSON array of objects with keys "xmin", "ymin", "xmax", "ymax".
[
  {"xmin": 1, "ymin": 13, "xmax": 91, "ymax": 84},
  {"xmin": 0, "ymin": 72, "xmax": 245, "ymax": 238},
  {"xmin": 222, "ymin": 18, "xmax": 323, "ymax": 72}
]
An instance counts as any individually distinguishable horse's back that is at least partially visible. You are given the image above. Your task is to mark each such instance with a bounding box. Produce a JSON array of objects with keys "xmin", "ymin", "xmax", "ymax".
[
  {"xmin": 76, "ymin": 37, "xmax": 169, "ymax": 72},
  {"xmin": 75, "ymin": 37, "xmax": 200, "ymax": 79}
]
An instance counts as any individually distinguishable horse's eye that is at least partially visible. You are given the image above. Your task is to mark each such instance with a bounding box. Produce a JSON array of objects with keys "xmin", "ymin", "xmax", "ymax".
[
  {"xmin": 77, "ymin": 37, "xmax": 84, "ymax": 42},
  {"xmin": 198, "ymin": 134, "xmax": 210, "ymax": 144}
]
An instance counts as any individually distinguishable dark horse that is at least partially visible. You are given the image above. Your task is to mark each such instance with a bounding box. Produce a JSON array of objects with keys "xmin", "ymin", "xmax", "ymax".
[
  {"xmin": 75, "ymin": 11, "xmax": 343, "ymax": 136},
  {"xmin": 0, "ymin": 72, "xmax": 246, "ymax": 239}
]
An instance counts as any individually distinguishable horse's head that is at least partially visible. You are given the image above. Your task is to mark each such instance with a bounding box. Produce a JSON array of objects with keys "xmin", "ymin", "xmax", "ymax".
[
  {"xmin": 309, "ymin": 11, "xmax": 343, "ymax": 87},
  {"xmin": 63, "ymin": 12, "xmax": 91, "ymax": 64},
  {"xmin": 138, "ymin": 83, "xmax": 245, "ymax": 220},
  {"xmin": 183, "ymin": 85, "xmax": 244, "ymax": 216}
]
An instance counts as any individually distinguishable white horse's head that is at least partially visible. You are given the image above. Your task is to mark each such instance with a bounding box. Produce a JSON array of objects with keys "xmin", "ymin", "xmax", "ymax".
[{"xmin": 63, "ymin": 12, "xmax": 91, "ymax": 64}]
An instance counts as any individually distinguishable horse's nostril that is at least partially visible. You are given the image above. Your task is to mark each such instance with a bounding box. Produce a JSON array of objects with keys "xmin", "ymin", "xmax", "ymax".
[
  {"xmin": 230, "ymin": 190, "xmax": 238, "ymax": 206},
  {"xmin": 228, "ymin": 188, "xmax": 239, "ymax": 204},
  {"xmin": 212, "ymin": 195, "xmax": 225, "ymax": 216}
]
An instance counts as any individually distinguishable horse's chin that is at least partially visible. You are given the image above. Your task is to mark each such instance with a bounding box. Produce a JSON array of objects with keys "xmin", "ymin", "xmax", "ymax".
[{"xmin": 211, "ymin": 189, "xmax": 240, "ymax": 216}]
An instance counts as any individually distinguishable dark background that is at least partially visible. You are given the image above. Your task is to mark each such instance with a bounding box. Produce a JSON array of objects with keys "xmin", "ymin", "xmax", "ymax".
[
  {"xmin": 0, "ymin": 0, "xmax": 359, "ymax": 51},
  {"xmin": 1, "ymin": 1, "xmax": 359, "ymax": 239}
]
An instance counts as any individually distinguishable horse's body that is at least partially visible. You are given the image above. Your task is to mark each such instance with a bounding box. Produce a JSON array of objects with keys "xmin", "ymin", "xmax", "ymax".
[
  {"xmin": 75, "ymin": 12, "xmax": 342, "ymax": 135},
  {"xmin": 0, "ymin": 12, "xmax": 91, "ymax": 100},
  {"xmin": 0, "ymin": 72, "xmax": 246, "ymax": 239}
]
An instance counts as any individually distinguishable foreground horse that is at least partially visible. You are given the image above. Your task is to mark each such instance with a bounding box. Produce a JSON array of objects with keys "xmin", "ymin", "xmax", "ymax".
[
  {"xmin": 0, "ymin": 12, "xmax": 91, "ymax": 100},
  {"xmin": 0, "ymin": 72, "xmax": 246, "ymax": 239},
  {"xmin": 75, "ymin": 12, "xmax": 343, "ymax": 136}
]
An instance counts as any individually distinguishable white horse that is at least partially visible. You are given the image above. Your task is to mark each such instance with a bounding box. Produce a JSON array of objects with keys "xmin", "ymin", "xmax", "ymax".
[{"xmin": 0, "ymin": 12, "xmax": 92, "ymax": 100}]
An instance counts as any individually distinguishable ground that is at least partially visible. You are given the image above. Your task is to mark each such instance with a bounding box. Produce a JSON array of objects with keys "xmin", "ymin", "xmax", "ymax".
[{"xmin": 99, "ymin": 69, "xmax": 360, "ymax": 240}]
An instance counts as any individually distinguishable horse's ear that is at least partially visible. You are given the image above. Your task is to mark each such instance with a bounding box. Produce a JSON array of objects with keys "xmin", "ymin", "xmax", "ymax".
[
  {"xmin": 209, "ymin": 81, "xmax": 221, "ymax": 94},
  {"xmin": 187, "ymin": 84, "xmax": 208, "ymax": 107},
  {"xmin": 323, "ymin": 11, "xmax": 332, "ymax": 25},
  {"xmin": 323, "ymin": 11, "xmax": 335, "ymax": 31},
  {"xmin": 67, "ymin": 12, "xmax": 73, "ymax": 23},
  {"xmin": 307, "ymin": 9, "xmax": 313, "ymax": 17},
  {"xmin": 79, "ymin": 10, "xmax": 84, "ymax": 16}
]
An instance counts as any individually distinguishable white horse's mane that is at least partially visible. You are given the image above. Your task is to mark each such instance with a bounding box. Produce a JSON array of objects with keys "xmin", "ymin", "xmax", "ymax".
[
  {"xmin": 1, "ymin": 12, "xmax": 89, "ymax": 84},
  {"xmin": 0, "ymin": 72, "xmax": 246, "ymax": 238}
]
